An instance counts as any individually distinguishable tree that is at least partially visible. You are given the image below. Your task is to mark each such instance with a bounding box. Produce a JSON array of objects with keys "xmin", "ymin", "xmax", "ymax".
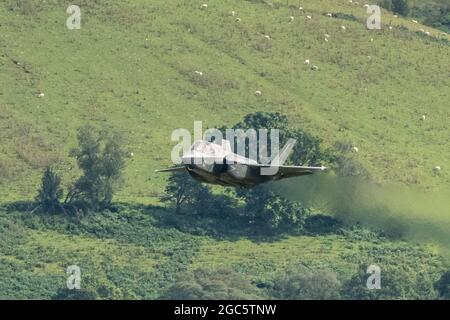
[
  {"xmin": 161, "ymin": 172, "xmax": 210, "ymax": 214},
  {"xmin": 392, "ymin": 0, "xmax": 410, "ymax": 16},
  {"xmin": 435, "ymin": 271, "xmax": 450, "ymax": 299},
  {"xmin": 343, "ymin": 265, "xmax": 437, "ymax": 300},
  {"xmin": 161, "ymin": 267, "xmax": 261, "ymax": 299},
  {"xmin": 65, "ymin": 126, "xmax": 128, "ymax": 210},
  {"xmin": 237, "ymin": 187, "xmax": 308, "ymax": 230},
  {"xmin": 36, "ymin": 167, "xmax": 64, "ymax": 213},
  {"xmin": 272, "ymin": 265, "xmax": 341, "ymax": 300},
  {"xmin": 226, "ymin": 112, "xmax": 329, "ymax": 230}
]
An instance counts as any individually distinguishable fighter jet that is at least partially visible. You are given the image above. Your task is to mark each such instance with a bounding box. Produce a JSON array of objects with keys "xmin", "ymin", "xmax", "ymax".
[{"xmin": 157, "ymin": 139, "xmax": 327, "ymax": 187}]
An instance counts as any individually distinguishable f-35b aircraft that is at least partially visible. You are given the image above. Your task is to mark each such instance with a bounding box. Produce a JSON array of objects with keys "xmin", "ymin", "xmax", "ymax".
[{"xmin": 157, "ymin": 139, "xmax": 327, "ymax": 187}]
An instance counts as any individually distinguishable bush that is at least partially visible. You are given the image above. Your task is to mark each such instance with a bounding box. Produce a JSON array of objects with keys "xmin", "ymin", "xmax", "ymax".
[
  {"xmin": 161, "ymin": 267, "xmax": 262, "ymax": 299},
  {"xmin": 65, "ymin": 126, "xmax": 128, "ymax": 211},
  {"xmin": 272, "ymin": 265, "xmax": 341, "ymax": 300},
  {"xmin": 36, "ymin": 167, "xmax": 64, "ymax": 213},
  {"xmin": 343, "ymin": 264, "xmax": 437, "ymax": 299},
  {"xmin": 435, "ymin": 271, "xmax": 450, "ymax": 299},
  {"xmin": 392, "ymin": 0, "xmax": 410, "ymax": 16}
]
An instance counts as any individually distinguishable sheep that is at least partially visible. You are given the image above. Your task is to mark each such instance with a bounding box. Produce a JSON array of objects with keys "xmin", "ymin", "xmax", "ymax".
[
  {"xmin": 434, "ymin": 166, "xmax": 441, "ymax": 172},
  {"xmin": 37, "ymin": 92, "xmax": 45, "ymax": 98},
  {"xmin": 255, "ymin": 90, "xmax": 262, "ymax": 96},
  {"xmin": 235, "ymin": 18, "xmax": 241, "ymax": 22},
  {"xmin": 341, "ymin": 25, "xmax": 347, "ymax": 30},
  {"xmin": 201, "ymin": 4, "xmax": 208, "ymax": 9},
  {"xmin": 393, "ymin": 15, "xmax": 398, "ymax": 18},
  {"xmin": 324, "ymin": 33, "xmax": 330, "ymax": 38},
  {"xmin": 412, "ymin": 19, "xmax": 418, "ymax": 24},
  {"xmin": 304, "ymin": 59, "xmax": 310, "ymax": 65},
  {"xmin": 299, "ymin": 7, "xmax": 304, "ymax": 11},
  {"xmin": 231, "ymin": 10, "xmax": 236, "ymax": 16},
  {"xmin": 324, "ymin": 38, "xmax": 329, "ymax": 42},
  {"xmin": 311, "ymin": 65, "xmax": 319, "ymax": 71},
  {"xmin": 264, "ymin": 34, "xmax": 271, "ymax": 40},
  {"xmin": 420, "ymin": 115, "xmax": 426, "ymax": 121},
  {"xmin": 425, "ymin": 31, "xmax": 431, "ymax": 36},
  {"xmin": 388, "ymin": 26, "xmax": 393, "ymax": 30},
  {"xmin": 306, "ymin": 15, "xmax": 312, "ymax": 20},
  {"xmin": 194, "ymin": 70, "xmax": 203, "ymax": 76},
  {"xmin": 370, "ymin": 38, "xmax": 374, "ymax": 42},
  {"xmin": 130, "ymin": 152, "xmax": 135, "ymax": 157},
  {"xmin": 352, "ymin": 146, "xmax": 359, "ymax": 153},
  {"xmin": 326, "ymin": 13, "xmax": 333, "ymax": 17},
  {"xmin": 289, "ymin": 16, "xmax": 295, "ymax": 23}
]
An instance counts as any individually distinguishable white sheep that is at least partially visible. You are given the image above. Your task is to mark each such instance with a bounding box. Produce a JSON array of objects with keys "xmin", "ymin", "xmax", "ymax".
[
  {"xmin": 434, "ymin": 166, "xmax": 441, "ymax": 172},
  {"xmin": 306, "ymin": 15, "xmax": 312, "ymax": 20},
  {"xmin": 341, "ymin": 25, "xmax": 347, "ymax": 30},
  {"xmin": 264, "ymin": 34, "xmax": 271, "ymax": 40},
  {"xmin": 324, "ymin": 38, "xmax": 329, "ymax": 42},
  {"xmin": 201, "ymin": 4, "xmax": 208, "ymax": 9},
  {"xmin": 420, "ymin": 115, "xmax": 426, "ymax": 121},
  {"xmin": 130, "ymin": 152, "xmax": 135, "ymax": 157},
  {"xmin": 289, "ymin": 16, "xmax": 295, "ymax": 23},
  {"xmin": 194, "ymin": 70, "xmax": 203, "ymax": 76},
  {"xmin": 255, "ymin": 90, "xmax": 262, "ymax": 96},
  {"xmin": 37, "ymin": 92, "xmax": 45, "ymax": 98},
  {"xmin": 412, "ymin": 19, "xmax": 418, "ymax": 24},
  {"xmin": 325, "ymin": 33, "xmax": 330, "ymax": 38},
  {"xmin": 352, "ymin": 146, "xmax": 359, "ymax": 153},
  {"xmin": 299, "ymin": 7, "xmax": 304, "ymax": 11},
  {"xmin": 425, "ymin": 31, "xmax": 431, "ymax": 36},
  {"xmin": 231, "ymin": 11, "xmax": 236, "ymax": 16},
  {"xmin": 311, "ymin": 65, "xmax": 319, "ymax": 71},
  {"xmin": 235, "ymin": 18, "xmax": 241, "ymax": 22},
  {"xmin": 304, "ymin": 59, "xmax": 310, "ymax": 65},
  {"xmin": 327, "ymin": 13, "xmax": 333, "ymax": 17}
]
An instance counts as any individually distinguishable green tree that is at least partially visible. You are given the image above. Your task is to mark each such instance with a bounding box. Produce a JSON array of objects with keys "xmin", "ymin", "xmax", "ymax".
[
  {"xmin": 36, "ymin": 167, "xmax": 64, "ymax": 213},
  {"xmin": 392, "ymin": 0, "xmax": 410, "ymax": 16},
  {"xmin": 65, "ymin": 126, "xmax": 128, "ymax": 210},
  {"xmin": 272, "ymin": 265, "xmax": 341, "ymax": 300},
  {"xmin": 161, "ymin": 267, "xmax": 261, "ymax": 299},
  {"xmin": 343, "ymin": 265, "xmax": 437, "ymax": 299},
  {"xmin": 435, "ymin": 271, "xmax": 450, "ymax": 299},
  {"xmin": 161, "ymin": 171, "xmax": 212, "ymax": 214}
]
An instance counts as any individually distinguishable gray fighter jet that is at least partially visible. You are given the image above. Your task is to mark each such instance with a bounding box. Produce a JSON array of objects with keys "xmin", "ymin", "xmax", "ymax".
[{"xmin": 157, "ymin": 139, "xmax": 327, "ymax": 187}]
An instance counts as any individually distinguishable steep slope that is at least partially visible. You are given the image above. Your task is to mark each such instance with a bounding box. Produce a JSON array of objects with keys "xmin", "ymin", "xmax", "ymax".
[{"xmin": 0, "ymin": 0, "xmax": 448, "ymax": 204}]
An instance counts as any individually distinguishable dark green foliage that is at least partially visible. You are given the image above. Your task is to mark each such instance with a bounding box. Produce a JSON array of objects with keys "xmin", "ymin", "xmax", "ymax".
[
  {"xmin": 161, "ymin": 267, "xmax": 262, "ymax": 299},
  {"xmin": 36, "ymin": 167, "xmax": 63, "ymax": 213},
  {"xmin": 272, "ymin": 265, "xmax": 341, "ymax": 300},
  {"xmin": 160, "ymin": 172, "xmax": 210, "ymax": 214},
  {"xmin": 237, "ymin": 187, "xmax": 308, "ymax": 231},
  {"xmin": 392, "ymin": 0, "xmax": 410, "ymax": 16},
  {"xmin": 66, "ymin": 126, "xmax": 128, "ymax": 211},
  {"xmin": 435, "ymin": 271, "xmax": 450, "ymax": 299},
  {"xmin": 343, "ymin": 264, "xmax": 437, "ymax": 300}
]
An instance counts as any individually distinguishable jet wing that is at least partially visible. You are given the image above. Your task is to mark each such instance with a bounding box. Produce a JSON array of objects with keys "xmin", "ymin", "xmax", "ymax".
[
  {"xmin": 276, "ymin": 165, "xmax": 327, "ymax": 178},
  {"xmin": 247, "ymin": 164, "xmax": 327, "ymax": 178},
  {"xmin": 155, "ymin": 166, "xmax": 186, "ymax": 173}
]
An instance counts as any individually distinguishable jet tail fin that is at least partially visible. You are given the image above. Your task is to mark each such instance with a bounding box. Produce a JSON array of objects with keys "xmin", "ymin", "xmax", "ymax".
[
  {"xmin": 222, "ymin": 139, "xmax": 232, "ymax": 154},
  {"xmin": 270, "ymin": 139, "xmax": 296, "ymax": 166}
]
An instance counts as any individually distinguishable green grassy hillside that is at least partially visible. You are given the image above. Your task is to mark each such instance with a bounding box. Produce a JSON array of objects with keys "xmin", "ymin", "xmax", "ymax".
[
  {"xmin": 0, "ymin": 0, "xmax": 449, "ymax": 299},
  {"xmin": 0, "ymin": 0, "xmax": 449, "ymax": 204}
]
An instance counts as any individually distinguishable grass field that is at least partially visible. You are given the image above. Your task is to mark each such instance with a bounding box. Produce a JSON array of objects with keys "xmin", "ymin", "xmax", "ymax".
[{"xmin": 0, "ymin": 0, "xmax": 449, "ymax": 299}]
